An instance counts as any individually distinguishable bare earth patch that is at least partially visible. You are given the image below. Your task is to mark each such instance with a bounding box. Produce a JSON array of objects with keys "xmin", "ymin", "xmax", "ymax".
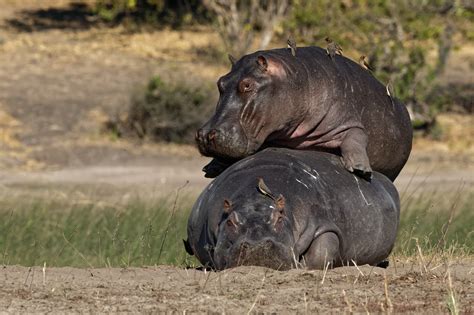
[{"xmin": 0, "ymin": 261, "xmax": 472, "ymax": 313}]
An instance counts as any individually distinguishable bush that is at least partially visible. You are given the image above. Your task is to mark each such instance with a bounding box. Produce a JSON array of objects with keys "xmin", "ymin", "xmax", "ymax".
[{"xmin": 121, "ymin": 75, "xmax": 216, "ymax": 144}]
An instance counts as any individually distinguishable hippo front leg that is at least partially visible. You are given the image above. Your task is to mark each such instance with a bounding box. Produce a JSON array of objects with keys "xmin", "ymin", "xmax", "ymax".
[
  {"xmin": 202, "ymin": 158, "xmax": 232, "ymax": 178},
  {"xmin": 303, "ymin": 232, "xmax": 340, "ymax": 269},
  {"xmin": 340, "ymin": 128, "xmax": 372, "ymax": 179}
]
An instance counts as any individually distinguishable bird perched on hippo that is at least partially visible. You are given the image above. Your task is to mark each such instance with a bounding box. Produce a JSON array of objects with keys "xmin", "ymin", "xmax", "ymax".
[{"xmin": 195, "ymin": 45, "xmax": 412, "ymax": 181}]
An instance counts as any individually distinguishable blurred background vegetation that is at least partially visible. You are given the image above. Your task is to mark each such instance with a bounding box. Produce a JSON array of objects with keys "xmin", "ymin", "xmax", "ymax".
[
  {"xmin": 92, "ymin": 0, "xmax": 474, "ymax": 143},
  {"xmin": 110, "ymin": 75, "xmax": 216, "ymax": 143}
]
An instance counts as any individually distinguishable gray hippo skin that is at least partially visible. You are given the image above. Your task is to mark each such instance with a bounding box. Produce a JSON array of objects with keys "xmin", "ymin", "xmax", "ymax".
[
  {"xmin": 195, "ymin": 46, "xmax": 412, "ymax": 181},
  {"xmin": 185, "ymin": 148, "xmax": 400, "ymax": 270}
]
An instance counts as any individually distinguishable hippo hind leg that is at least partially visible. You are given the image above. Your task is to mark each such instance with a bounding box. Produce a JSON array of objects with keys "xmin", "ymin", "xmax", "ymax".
[
  {"xmin": 340, "ymin": 128, "xmax": 372, "ymax": 180},
  {"xmin": 303, "ymin": 232, "xmax": 340, "ymax": 270}
]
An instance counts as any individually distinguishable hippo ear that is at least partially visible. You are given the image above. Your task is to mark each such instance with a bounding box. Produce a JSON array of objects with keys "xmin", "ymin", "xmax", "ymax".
[
  {"xmin": 257, "ymin": 55, "xmax": 268, "ymax": 71},
  {"xmin": 227, "ymin": 211, "xmax": 241, "ymax": 228},
  {"xmin": 271, "ymin": 204, "xmax": 286, "ymax": 230},
  {"xmin": 256, "ymin": 55, "xmax": 286, "ymax": 79},
  {"xmin": 275, "ymin": 194, "xmax": 285, "ymax": 210},
  {"xmin": 228, "ymin": 54, "xmax": 237, "ymax": 66},
  {"xmin": 223, "ymin": 199, "xmax": 232, "ymax": 214}
]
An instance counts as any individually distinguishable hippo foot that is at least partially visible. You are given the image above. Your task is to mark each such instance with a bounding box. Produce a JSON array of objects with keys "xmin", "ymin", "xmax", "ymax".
[
  {"xmin": 202, "ymin": 158, "xmax": 231, "ymax": 178},
  {"xmin": 354, "ymin": 168, "xmax": 373, "ymax": 181},
  {"xmin": 339, "ymin": 128, "xmax": 372, "ymax": 180},
  {"xmin": 303, "ymin": 232, "xmax": 339, "ymax": 270},
  {"xmin": 375, "ymin": 260, "xmax": 389, "ymax": 269},
  {"xmin": 341, "ymin": 154, "xmax": 372, "ymax": 181}
]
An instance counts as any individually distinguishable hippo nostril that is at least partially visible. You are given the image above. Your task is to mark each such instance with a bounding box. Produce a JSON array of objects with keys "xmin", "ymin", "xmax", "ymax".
[
  {"xmin": 196, "ymin": 129, "xmax": 207, "ymax": 142},
  {"xmin": 240, "ymin": 242, "xmax": 250, "ymax": 252},
  {"xmin": 207, "ymin": 129, "xmax": 217, "ymax": 141}
]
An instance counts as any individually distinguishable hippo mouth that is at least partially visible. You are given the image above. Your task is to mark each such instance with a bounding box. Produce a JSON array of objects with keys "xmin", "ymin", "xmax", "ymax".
[
  {"xmin": 195, "ymin": 126, "xmax": 257, "ymax": 160},
  {"xmin": 215, "ymin": 239, "xmax": 294, "ymax": 270}
]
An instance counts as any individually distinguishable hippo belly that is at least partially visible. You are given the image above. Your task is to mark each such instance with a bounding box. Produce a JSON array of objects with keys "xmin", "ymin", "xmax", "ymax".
[{"xmin": 185, "ymin": 148, "xmax": 400, "ymax": 270}]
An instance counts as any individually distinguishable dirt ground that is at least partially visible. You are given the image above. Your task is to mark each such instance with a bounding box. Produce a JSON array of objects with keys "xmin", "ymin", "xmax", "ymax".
[
  {"xmin": 0, "ymin": 1, "xmax": 473, "ymax": 313},
  {"xmin": 1, "ymin": 261, "xmax": 473, "ymax": 313}
]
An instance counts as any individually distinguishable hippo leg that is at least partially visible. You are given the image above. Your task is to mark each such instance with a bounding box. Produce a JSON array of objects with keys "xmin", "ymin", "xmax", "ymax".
[
  {"xmin": 303, "ymin": 232, "xmax": 340, "ymax": 269},
  {"xmin": 340, "ymin": 128, "xmax": 372, "ymax": 179},
  {"xmin": 202, "ymin": 158, "xmax": 232, "ymax": 178}
]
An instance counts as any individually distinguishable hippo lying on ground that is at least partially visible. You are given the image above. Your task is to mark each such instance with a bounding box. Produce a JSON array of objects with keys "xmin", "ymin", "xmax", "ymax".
[
  {"xmin": 195, "ymin": 46, "xmax": 412, "ymax": 181},
  {"xmin": 185, "ymin": 148, "xmax": 400, "ymax": 270}
]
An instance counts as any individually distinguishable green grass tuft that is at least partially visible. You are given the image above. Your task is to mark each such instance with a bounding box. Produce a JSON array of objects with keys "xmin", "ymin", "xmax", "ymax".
[
  {"xmin": 394, "ymin": 190, "xmax": 473, "ymax": 257},
  {"xmin": 0, "ymin": 196, "xmax": 197, "ymax": 268},
  {"xmin": 0, "ymin": 190, "xmax": 472, "ymax": 267}
]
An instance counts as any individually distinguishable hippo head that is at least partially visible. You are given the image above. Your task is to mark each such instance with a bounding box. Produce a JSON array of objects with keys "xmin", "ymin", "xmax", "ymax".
[
  {"xmin": 196, "ymin": 51, "xmax": 304, "ymax": 160},
  {"xmin": 213, "ymin": 191, "xmax": 295, "ymax": 270}
]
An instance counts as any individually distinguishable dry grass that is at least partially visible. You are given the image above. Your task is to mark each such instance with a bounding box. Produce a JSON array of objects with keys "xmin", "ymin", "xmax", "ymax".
[
  {"xmin": 0, "ymin": 105, "xmax": 22, "ymax": 149},
  {"xmin": 0, "ymin": 103, "xmax": 44, "ymax": 170}
]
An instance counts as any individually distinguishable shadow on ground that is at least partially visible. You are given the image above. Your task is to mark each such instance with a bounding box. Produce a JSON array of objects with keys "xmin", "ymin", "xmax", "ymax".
[{"xmin": 5, "ymin": 2, "xmax": 99, "ymax": 32}]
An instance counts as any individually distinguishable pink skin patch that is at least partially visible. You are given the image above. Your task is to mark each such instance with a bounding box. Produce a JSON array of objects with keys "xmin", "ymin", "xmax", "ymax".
[{"xmin": 270, "ymin": 122, "xmax": 357, "ymax": 151}]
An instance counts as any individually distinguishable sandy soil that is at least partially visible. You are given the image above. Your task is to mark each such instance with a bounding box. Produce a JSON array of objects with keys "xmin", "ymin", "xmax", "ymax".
[{"xmin": 1, "ymin": 261, "xmax": 472, "ymax": 313}]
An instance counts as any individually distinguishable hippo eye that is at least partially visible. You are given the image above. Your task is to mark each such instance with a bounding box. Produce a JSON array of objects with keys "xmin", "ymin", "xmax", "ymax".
[{"xmin": 238, "ymin": 79, "xmax": 254, "ymax": 93}]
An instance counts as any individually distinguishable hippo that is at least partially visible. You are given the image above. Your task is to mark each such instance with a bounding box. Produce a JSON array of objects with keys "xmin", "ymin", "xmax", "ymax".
[
  {"xmin": 185, "ymin": 148, "xmax": 400, "ymax": 270},
  {"xmin": 195, "ymin": 46, "xmax": 412, "ymax": 181}
]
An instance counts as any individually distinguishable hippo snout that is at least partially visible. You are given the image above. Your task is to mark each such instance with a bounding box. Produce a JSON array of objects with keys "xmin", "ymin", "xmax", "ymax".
[
  {"xmin": 195, "ymin": 128, "xmax": 223, "ymax": 156},
  {"xmin": 219, "ymin": 238, "xmax": 293, "ymax": 270},
  {"xmin": 195, "ymin": 125, "xmax": 252, "ymax": 159}
]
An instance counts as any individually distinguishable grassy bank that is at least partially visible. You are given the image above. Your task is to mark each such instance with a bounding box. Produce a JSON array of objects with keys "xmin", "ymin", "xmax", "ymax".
[
  {"xmin": 0, "ymin": 193, "xmax": 196, "ymax": 268},
  {"xmin": 394, "ymin": 189, "xmax": 473, "ymax": 257},
  {"xmin": 0, "ymin": 191, "xmax": 472, "ymax": 268}
]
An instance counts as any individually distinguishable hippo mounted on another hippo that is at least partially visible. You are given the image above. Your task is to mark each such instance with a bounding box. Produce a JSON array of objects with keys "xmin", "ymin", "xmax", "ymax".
[
  {"xmin": 195, "ymin": 46, "xmax": 412, "ymax": 181},
  {"xmin": 185, "ymin": 148, "xmax": 400, "ymax": 270}
]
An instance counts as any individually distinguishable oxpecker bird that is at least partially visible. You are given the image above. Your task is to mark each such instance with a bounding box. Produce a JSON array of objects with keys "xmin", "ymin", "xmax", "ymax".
[
  {"xmin": 287, "ymin": 35, "xmax": 297, "ymax": 57},
  {"xmin": 257, "ymin": 178, "xmax": 276, "ymax": 200},
  {"xmin": 359, "ymin": 55, "xmax": 373, "ymax": 72},
  {"xmin": 325, "ymin": 37, "xmax": 343, "ymax": 59},
  {"xmin": 386, "ymin": 80, "xmax": 396, "ymax": 108},
  {"xmin": 386, "ymin": 81, "xmax": 394, "ymax": 98}
]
